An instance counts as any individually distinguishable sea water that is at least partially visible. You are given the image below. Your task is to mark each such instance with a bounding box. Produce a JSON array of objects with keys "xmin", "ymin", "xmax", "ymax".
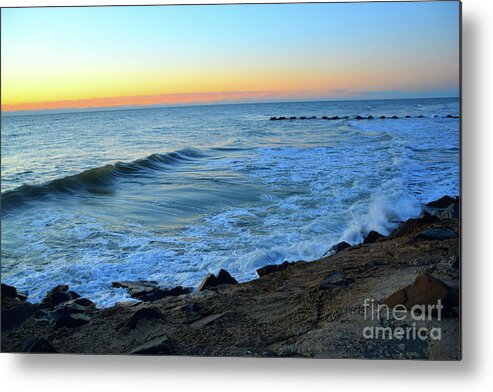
[{"xmin": 1, "ymin": 98, "xmax": 460, "ymax": 305}]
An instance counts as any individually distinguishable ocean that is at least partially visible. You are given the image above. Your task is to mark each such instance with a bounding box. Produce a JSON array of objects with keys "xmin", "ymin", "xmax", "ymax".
[{"xmin": 1, "ymin": 98, "xmax": 460, "ymax": 306}]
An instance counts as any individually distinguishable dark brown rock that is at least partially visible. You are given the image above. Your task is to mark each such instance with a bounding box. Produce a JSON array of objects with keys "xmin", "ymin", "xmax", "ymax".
[
  {"xmin": 426, "ymin": 195, "xmax": 456, "ymax": 209},
  {"xmin": 132, "ymin": 286, "xmax": 191, "ymax": 302},
  {"xmin": 197, "ymin": 269, "xmax": 238, "ymax": 291},
  {"xmin": 363, "ymin": 231, "xmax": 385, "ymax": 244},
  {"xmin": 42, "ymin": 285, "xmax": 80, "ymax": 306},
  {"xmin": 437, "ymin": 202, "xmax": 460, "ymax": 220},
  {"xmin": 125, "ymin": 307, "xmax": 164, "ymax": 329},
  {"xmin": 257, "ymin": 261, "xmax": 294, "ymax": 277},
  {"xmin": 129, "ymin": 336, "xmax": 173, "ymax": 355},
  {"xmin": 383, "ymin": 274, "xmax": 459, "ymax": 314},
  {"xmin": 323, "ymin": 241, "xmax": 351, "ymax": 257}
]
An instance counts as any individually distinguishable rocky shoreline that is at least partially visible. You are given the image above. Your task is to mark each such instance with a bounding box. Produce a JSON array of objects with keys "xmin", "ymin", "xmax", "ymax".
[{"xmin": 1, "ymin": 195, "xmax": 460, "ymax": 359}]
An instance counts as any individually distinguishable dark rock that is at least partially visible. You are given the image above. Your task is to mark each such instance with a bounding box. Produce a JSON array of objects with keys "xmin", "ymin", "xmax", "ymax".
[
  {"xmin": 73, "ymin": 297, "xmax": 96, "ymax": 308},
  {"xmin": 391, "ymin": 115, "xmax": 399, "ymax": 119},
  {"xmin": 132, "ymin": 286, "xmax": 191, "ymax": 302},
  {"xmin": 310, "ymin": 116, "xmax": 316, "ymax": 119},
  {"xmin": 434, "ymin": 115, "xmax": 439, "ymax": 118},
  {"xmin": 383, "ymin": 274, "xmax": 459, "ymax": 314},
  {"xmin": 323, "ymin": 241, "xmax": 351, "ymax": 257},
  {"xmin": 112, "ymin": 280, "xmax": 158, "ymax": 292},
  {"xmin": 289, "ymin": 116, "xmax": 296, "ymax": 120},
  {"xmin": 23, "ymin": 337, "xmax": 57, "ymax": 353},
  {"xmin": 363, "ymin": 231, "xmax": 385, "ymax": 244},
  {"xmin": 278, "ymin": 116, "xmax": 286, "ymax": 120},
  {"xmin": 197, "ymin": 269, "xmax": 238, "ymax": 291},
  {"xmin": 391, "ymin": 213, "xmax": 439, "ymax": 238},
  {"xmin": 129, "ymin": 336, "xmax": 173, "ymax": 355},
  {"xmin": 418, "ymin": 115, "xmax": 424, "ymax": 118},
  {"xmin": 1, "ymin": 283, "xmax": 18, "ymax": 299},
  {"xmin": 450, "ymin": 255, "xmax": 460, "ymax": 270},
  {"xmin": 436, "ymin": 201, "xmax": 460, "ymax": 220},
  {"xmin": 319, "ymin": 272, "xmax": 353, "ymax": 289},
  {"xmin": 125, "ymin": 307, "xmax": 164, "ymax": 329},
  {"xmin": 1, "ymin": 302, "xmax": 46, "ymax": 332},
  {"xmin": 355, "ymin": 115, "xmax": 363, "ymax": 120},
  {"xmin": 331, "ymin": 116, "xmax": 340, "ymax": 120},
  {"xmin": 269, "ymin": 117, "xmax": 277, "ymax": 121},
  {"xmin": 42, "ymin": 285, "xmax": 80, "ymax": 306},
  {"xmin": 405, "ymin": 115, "xmax": 411, "ymax": 118},
  {"xmin": 380, "ymin": 115, "xmax": 386, "ymax": 119},
  {"xmin": 321, "ymin": 116, "xmax": 328, "ymax": 119},
  {"xmin": 257, "ymin": 261, "xmax": 294, "ymax": 277},
  {"xmin": 415, "ymin": 228, "xmax": 458, "ymax": 240},
  {"xmin": 367, "ymin": 115, "xmax": 374, "ymax": 120},
  {"xmin": 300, "ymin": 116, "xmax": 306, "ymax": 120},
  {"xmin": 55, "ymin": 312, "xmax": 92, "ymax": 328},
  {"xmin": 426, "ymin": 195, "xmax": 456, "ymax": 209}
]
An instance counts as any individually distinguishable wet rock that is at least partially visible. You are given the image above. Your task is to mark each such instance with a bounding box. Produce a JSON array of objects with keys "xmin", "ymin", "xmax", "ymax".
[
  {"xmin": 310, "ymin": 116, "xmax": 317, "ymax": 119},
  {"xmin": 132, "ymin": 286, "xmax": 191, "ymax": 302},
  {"xmin": 391, "ymin": 213, "xmax": 439, "ymax": 238},
  {"xmin": 257, "ymin": 261, "xmax": 294, "ymax": 277},
  {"xmin": 269, "ymin": 117, "xmax": 277, "ymax": 121},
  {"xmin": 331, "ymin": 116, "xmax": 340, "ymax": 120},
  {"xmin": 450, "ymin": 254, "xmax": 460, "ymax": 270},
  {"xmin": 323, "ymin": 241, "xmax": 351, "ymax": 257},
  {"xmin": 383, "ymin": 274, "xmax": 459, "ymax": 314},
  {"xmin": 300, "ymin": 116, "xmax": 306, "ymax": 120},
  {"xmin": 380, "ymin": 115, "xmax": 386, "ymax": 119},
  {"xmin": 73, "ymin": 297, "xmax": 96, "ymax": 308},
  {"xmin": 391, "ymin": 115, "xmax": 399, "ymax": 119},
  {"xmin": 289, "ymin": 116, "xmax": 297, "ymax": 120},
  {"xmin": 426, "ymin": 195, "xmax": 456, "ymax": 209},
  {"xmin": 363, "ymin": 231, "xmax": 385, "ymax": 244},
  {"xmin": 125, "ymin": 307, "xmax": 164, "ymax": 329},
  {"xmin": 415, "ymin": 228, "xmax": 458, "ymax": 240},
  {"xmin": 2, "ymin": 283, "xmax": 18, "ymax": 299},
  {"xmin": 405, "ymin": 115, "xmax": 411, "ymax": 118},
  {"xmin": 367, "ymin": 115, "xmax": 374, "ymax": 120},
  {"xmin": 418, "ymin": 115, "xmax": 424, "ymax": 118},
  {"xmin": 129, "ymin": 336, "xmax": 173, "ymax": 355},
  {"xmin": 355, "ymin": 115, "xmax": 363, "ymax": 120},
  {"xmin": 197, "ymin": 269, "xmax": 238, "ymax": 291},
  {"xmin": 321, "ymin": 116, "xmax": 328, "ymax": 119},
  {"xmin": 23, "ymin": 337, "xmax": 57, "ymax": 353},
  {"xmin": 278, "ymin": 116, "xmax": 286, "ymax": 120},
  {"xmin": 42, "ymin": 285, "xmax": 80, "ymax": 307},
  {"xmin": 112, "ymin": 280, "xmax": 158, "ymax": 293},
  {"xmin": 319, "ymin": 272, "xmax": 353, "ymax": 289}
]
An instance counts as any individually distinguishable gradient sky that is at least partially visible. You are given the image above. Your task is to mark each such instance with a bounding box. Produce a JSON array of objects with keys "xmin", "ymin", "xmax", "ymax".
[{"xmin": 1, "ymin": 1, "xmax": 460, "ymax": 112}]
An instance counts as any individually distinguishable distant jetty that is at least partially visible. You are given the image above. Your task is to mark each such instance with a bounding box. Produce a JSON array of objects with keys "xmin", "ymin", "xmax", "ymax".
[{"xmin": 269, "ymin": 114, "xmax": 460, "ymax": 121}]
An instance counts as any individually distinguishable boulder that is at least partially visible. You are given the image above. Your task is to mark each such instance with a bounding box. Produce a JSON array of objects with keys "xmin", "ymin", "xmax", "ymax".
[
  {"xmin": 125, "ymin": 307, "xmax": 164, "ymax": 329},
  {"xmin": 257, "ymin": 261, "xmax": 294, "ymax": 277},
  {"xmin": 42, "ymin": 285, "xmax": 80, "ymax": 306},
  {"xmin": 380, "ymin": 115, "xmax": 386, "ymax": 119},
  {"xmin": 132, "ymin": 286, "xmax": 191, "ymax": 302},
  {"xmin": 363, "ymin": 231, "xmax": 385, "ymax": 244},
  {"xmin": 436, "ymin": 201, "xmax": 460, "ymax": 220},
  {"xmin": 300, "ymin": 116, "xmax": 306, "ymax": 120},
  {"xmin": 367, "ymin": 115, "xmax": 374, "ymax": 120},
  {"xmin": 197, "ymin": 269, "xmax": 238, "ymax": 291},
  {"xmin": 1, "ymin": 283, "xmax": 27, "ymax": 301},
  {"xmin": 355, "ymin": 115, "xmax": 363, "ymax": 120},
  {"xmin": 1, "ymin": 302, "xmax": 46, "ymax": 332},
  {"xmin": 289, "ymin": 116, "xmax": 297, "ymax": 120},
  {"xmin": 391, "ymin": 115, "xmax": 399, "ymax": 119},
  {"xmin": 426, "ymin": 195, "xmax": 456, "ymax": 209},
  {"xmin": 390, "ymin": 213, "xmax": 439, "ymax": 238},
  {"xmin": 55, "ymin": 312, "xmax": 91, "ymax": 328},
  {"xmin": 323, "ymin": 241, "xmax": 351, "ymax": 257},
  {"xmin": 321, "ymin": 116, "xmax": 328, "ymax": 120},
  {"xmin": 415, "ymin": 228, "xmax": 458, "ymax": 240},
  {"xmin": 269, "ymin": 117, "xmax": 277, "ymax": 121},
  {"xmin": 23, "ymin": 337, "xmax": 57, "ymax": 353},
  {"xmin": 129, "ymin": 336, "xmax": 173, "ymax": 355},
  {"xmin": 383, "ymin": 274, "xmax": 459, "ymax": 314},
  {"xmin": 331, "ymin": 116, "xmax": 340, "ymax": 120}
]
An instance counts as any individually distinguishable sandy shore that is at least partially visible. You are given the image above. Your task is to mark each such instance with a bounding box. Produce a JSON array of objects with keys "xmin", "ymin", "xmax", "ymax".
[{"xmin": 1, "ymin": 196, "xmax": 460, "ymax": 359}]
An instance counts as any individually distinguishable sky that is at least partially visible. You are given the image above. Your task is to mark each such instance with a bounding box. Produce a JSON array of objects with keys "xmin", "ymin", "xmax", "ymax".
[{"xmin": 1, "ymin": 1, "xmax": 460, "ymax": 113}]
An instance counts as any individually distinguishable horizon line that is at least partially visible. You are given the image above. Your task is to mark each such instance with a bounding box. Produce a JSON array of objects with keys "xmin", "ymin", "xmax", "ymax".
[{"xmin": 1, "ymin": 95, "xmax": 460, "ymax": 117}]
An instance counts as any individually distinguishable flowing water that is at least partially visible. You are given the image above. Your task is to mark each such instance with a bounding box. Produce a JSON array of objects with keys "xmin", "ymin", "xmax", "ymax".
[{"xmin": 1, "ymin": 98, "xmax": 460, "ymax": 305}]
